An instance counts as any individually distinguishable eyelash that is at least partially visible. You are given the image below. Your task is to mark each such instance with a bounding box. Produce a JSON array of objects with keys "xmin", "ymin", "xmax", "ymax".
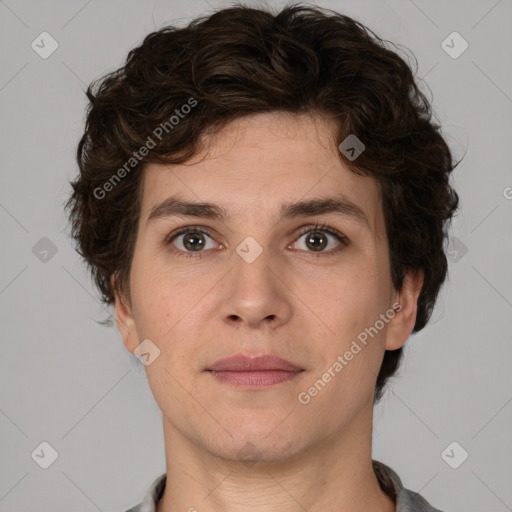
[{"xmin": 164, "ymin": 222, "xmax": 349, "ymax": 260}]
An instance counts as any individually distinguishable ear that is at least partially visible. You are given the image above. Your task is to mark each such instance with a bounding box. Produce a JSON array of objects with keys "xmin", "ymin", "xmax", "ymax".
[
  {"xmin": 111, "ymin": 272, "xmax": 139, "ymax": 353},
  {"xmin": 384, "ymin": 269, "xmax": 424, "ymax": 351}
]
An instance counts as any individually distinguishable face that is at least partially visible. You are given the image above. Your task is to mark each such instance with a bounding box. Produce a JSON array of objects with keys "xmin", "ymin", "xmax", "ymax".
[{"xmin": 113, "ymin": 111, "xmax": 422, "ymax": 464}]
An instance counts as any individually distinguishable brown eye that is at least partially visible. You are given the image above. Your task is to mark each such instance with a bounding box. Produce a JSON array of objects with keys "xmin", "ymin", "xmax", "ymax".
[
  {"xmin": 292, "ymin": 224, "xmax": 348, "ymax": 255},
  {"xmin": 165, "ymin": 226, "xmax": 219, "ymax": 259},
  {"xmin": 181, "ymin": 231, "xmax": 207, "ymax": 252},
  {"xmin": 303, "ymin": 231, "xmax": 329, "ymax": 251}
]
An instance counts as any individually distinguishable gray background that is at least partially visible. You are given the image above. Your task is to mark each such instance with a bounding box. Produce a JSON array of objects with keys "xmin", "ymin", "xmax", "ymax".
[{"xmin": 1, "ymin": 0, "xmax": 511, "ymax": 510}]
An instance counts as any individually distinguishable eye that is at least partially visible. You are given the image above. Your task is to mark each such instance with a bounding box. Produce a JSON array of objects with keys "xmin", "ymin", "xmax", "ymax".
[
  {"xmin": 291, "ymin": 223, "xmax": 348, "ymax": 256},
  {"xmin": 164, "ymin": 226, "xmax": 220, "ymax": 259},
  {"xmin": 164, "ymin": 222, "xmax": 348, "ymax": 259}
]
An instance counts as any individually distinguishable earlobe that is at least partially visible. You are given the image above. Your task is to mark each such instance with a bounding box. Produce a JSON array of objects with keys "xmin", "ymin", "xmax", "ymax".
[
  {"xmin": 110, "ymin": 272, "xmax": 139, "ymax": 352},
  {"xmin": 384, "ymin": 269, "xmax": 424, "ymax": 351}
]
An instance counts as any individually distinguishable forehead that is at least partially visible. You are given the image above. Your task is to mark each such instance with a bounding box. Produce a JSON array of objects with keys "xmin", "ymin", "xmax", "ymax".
[{"xmin": 139, "ymin": 112, "xmax": 383, "ymax": 233}]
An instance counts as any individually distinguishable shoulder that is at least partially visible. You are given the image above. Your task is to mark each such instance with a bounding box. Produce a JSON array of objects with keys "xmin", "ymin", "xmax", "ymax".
[
  {"xmin": 398, "ymin": 488, "xmax": 448, "ymax": 512},
  {"xmin": 373, "ymin": 460, "xmax": 448, "ymax": 512},
  {"xmin": 123, "ymin": 473, "xmax": 166, "ymax": 512}
]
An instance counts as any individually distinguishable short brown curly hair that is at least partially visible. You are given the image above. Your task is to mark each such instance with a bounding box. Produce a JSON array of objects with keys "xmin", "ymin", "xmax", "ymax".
[{"xmin": 64, "ymin": 2, "xmax": 460, "ymax": 403}]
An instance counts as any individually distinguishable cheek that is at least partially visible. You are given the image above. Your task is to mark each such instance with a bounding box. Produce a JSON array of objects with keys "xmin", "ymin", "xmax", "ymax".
[
  {"xmin": 129, "ymin": 263, "xmax": 175, "ymax": 343},
  {"xmin": 130, "ymin": 242, "xmax": 185, "ymax": 317},
  {"xmin": 309, "ymin": 259, "xmax": 390, "ymax": 377},
  {"xmin": 130, "ymin": 264, "xmax": 214, "ymax": 367},
  {"xmin": 317, "ymin": 260, "xmax": 381, "ymax": 325}
]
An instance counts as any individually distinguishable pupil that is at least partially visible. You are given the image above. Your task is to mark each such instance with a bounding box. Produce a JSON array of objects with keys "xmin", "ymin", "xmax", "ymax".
[
  {"xmin": 307, "ymin": 232, "xmax": 326, "ymax": 251},
  {"xmin": 184, "ymin": 232, "xmax": 205, "ymax": 251}
]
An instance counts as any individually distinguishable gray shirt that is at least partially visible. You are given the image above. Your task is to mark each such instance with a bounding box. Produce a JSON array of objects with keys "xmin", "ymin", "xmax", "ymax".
[{"xmin": 125, "ymin": 460, "xmax": 446, "ymax": 512}]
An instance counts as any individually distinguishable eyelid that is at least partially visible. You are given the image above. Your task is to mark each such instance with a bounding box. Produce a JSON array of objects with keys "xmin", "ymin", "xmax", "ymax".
[
  {"xmin": 294, "ymin": 222, "xmax": 349, "ymax": 244},
  {"xmin": 163, "ymin": 225, "xmax": 219, "ymax": 245}
]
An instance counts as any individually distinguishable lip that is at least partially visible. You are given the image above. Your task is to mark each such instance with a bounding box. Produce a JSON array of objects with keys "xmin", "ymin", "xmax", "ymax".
[
  {"xmin": 206, "ymin": 354, "xmax": 303, "ymax": 372},
  {"xmin": 206, "ymin": 354, "xmax": 304, "ymax": 389},
  {"xmin": 209, "ymin": 370, "xmax": 302, "ymax": 388}
]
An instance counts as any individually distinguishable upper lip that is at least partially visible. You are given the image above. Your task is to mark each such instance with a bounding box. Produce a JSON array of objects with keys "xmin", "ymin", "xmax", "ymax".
[{"xmin": 206, "ymin": 354, "xmax": 303, "ymax": 372}]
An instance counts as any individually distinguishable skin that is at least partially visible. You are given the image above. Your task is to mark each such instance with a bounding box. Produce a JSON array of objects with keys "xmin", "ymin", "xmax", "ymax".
[{"xmin": 112, "ymin": 111, "xmax": 423, "ymax": 512}]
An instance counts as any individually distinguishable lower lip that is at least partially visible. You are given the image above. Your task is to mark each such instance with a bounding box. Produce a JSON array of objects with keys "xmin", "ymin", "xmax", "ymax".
[{"xmin": 208, "ymin": 370, "xmax": 303, "ymax": 388}]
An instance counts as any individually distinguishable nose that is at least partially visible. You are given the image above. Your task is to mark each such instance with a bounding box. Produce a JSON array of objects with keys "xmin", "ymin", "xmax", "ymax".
[{"xmin": 217, "ymin": 245, "xmax": 293, "ymax": 331}]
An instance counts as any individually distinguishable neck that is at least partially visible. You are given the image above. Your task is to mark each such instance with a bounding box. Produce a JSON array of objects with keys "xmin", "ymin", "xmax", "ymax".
[{"xmin": 156, "ymin": 404, "xmax": 395, "ymax": 512}]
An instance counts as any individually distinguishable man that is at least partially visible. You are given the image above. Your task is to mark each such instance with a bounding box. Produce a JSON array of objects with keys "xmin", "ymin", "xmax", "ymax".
[{"xmin": 65, "ymin": 4, "xmax": 459, "ymax": 511}]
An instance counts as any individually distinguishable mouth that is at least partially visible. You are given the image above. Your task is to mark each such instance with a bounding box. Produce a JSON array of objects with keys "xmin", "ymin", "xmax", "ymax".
[{"xmin": 205, "ymin": 354, "xmax": 304, "ymax": 389}]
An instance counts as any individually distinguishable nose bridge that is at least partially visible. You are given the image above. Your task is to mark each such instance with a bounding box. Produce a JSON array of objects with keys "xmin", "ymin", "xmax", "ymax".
[
  {"xmin": 218, "ymin": 234, "xmax": 292, "ymax": 328},
  {"xmin": 231, "ymin": 234, "xmax": 279, "ymax": 299}
]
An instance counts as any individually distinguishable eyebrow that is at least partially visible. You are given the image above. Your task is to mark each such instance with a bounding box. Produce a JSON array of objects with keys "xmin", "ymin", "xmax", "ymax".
[{"xmin": 146, "ymin": 194, "xmax": 370, "ymax": 230}]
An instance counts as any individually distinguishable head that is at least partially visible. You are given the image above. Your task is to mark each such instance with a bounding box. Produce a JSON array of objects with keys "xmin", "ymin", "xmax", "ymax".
[{"xmin": 64, "ymin": 2, "xmax": 459, "ymax": 434}]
